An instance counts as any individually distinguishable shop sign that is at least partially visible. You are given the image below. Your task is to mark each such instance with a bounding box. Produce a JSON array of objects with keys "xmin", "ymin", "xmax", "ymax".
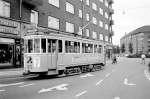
[
  {"xmin": 0, "ymin": 27, "xmax": 19, "ymax": 34},
  {"xmin": 0, "ymin": 37, "xmax": 14, "ymax": 43},
  {"xmin": 0, "ymin": 18, "xmax": 18, "ymax": 28}
]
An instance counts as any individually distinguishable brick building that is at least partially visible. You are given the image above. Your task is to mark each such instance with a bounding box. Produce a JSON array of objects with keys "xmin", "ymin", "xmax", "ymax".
[{"xmin": 0, "ymin": 0, "xmax": 114, "ymax": 68}]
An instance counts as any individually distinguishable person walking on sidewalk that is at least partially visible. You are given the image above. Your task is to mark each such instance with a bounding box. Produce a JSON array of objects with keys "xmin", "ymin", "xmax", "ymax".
[{"xmin": 141, "ymin": 53, "xmax": 146, "ymax": 64}]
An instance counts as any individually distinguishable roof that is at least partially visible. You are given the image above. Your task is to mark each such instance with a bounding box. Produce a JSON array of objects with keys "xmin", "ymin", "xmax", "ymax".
[{"xmin": 121, "ymin": 25, "xmax": 150, "ymax": 40}]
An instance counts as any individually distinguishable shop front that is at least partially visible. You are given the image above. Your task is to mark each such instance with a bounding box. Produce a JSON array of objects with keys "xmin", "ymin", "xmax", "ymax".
[{"xmin": 0, "ymin": 17, "xmax": 21, "ymax": 68}]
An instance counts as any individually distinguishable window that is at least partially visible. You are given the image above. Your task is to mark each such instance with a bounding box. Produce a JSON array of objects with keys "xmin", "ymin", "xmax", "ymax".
[
  {"xmin": 58, "ymin": 40, "xmax": 62, "ymax": 53},
  {"xmin": 48, "ymin": 16, "xmax": 59, "ymax": 29},
  {"xmin": 105, "ymin": 24, "xmax": 108, "ymax": 30},
  {"xmin": 94, "ymin": 45, "xmax": 98, "ymax": 53},
  {"xmin": 66, "ymin": 22, "xmax": 74, "ymax": 33},
  {"xmin": 48, "ymin": 0, "xmax": 59, "ymax": 7},
  {"xmin": 99, "ymin": 20, "xmax": 103, "ymax": 27},
  {"xmin": 99, "ymin": 34, "xmax": 103, "ymax": 40},
  {"xmin": 105, "ymin": 0, "xmax": 108, "ymax": 7},
  {"xmin": 105, "ymin": 36, "xmax": 109, "ymax": 42},
  {"xmin": 105, "ymin": 12, "xmax": 109, "ymax": 19},
  {"xmin": 82, "ymin": 43, "xmax": 93, "ymax": 53},
  {"xmin": 78, "ymin": 27, "xmax": 82, "ymax": 35},
  {"xmin": 86, "ymin": 0, "xmax": 90, "ymax": 6},
  {"xmin": 99, "ymin": 0, "xmax": 103, "ymax": 2},
  {"xmin": 98, "ymin": 45, "xmax": 102, "ymax": 53},
  {"xmin": 86, "ymin": 29, "xmax": 90, "ymax": 37},
  {"xmin": 65, "ymin": 41, "xmax": 80, "ymax": 53},
  {"xmin": 31, "ymin": 10, "xmax": 38, "ymax": 24},
  {"xmin": 0, "ymin": 0, "xmax": 10, "ymax": 17},
  {"xmin": 86, "ymin": 13, "xmax": 90, "ymax": 21},
  {"xmin": 34, "ymin": 39, "xmax": 40, "ymax": 53},
  {"xmin": 48, "ymin": 39, "xmax": 57, "ymax": 53},
  {"xmin": 66, "ymin": 2, "xmax": 74, "ymax": 14},
  {"xmin": 79, "ymin": 9, "xmax": 82, "ymax": 18},
  {"xmin": 93, "ymin": 31, "xmax": 97, "ymax": 39},
  {"xmin": 92, "ymin": 17, "xmax": 97, "ymax": 25},
  {"xmin": 28, "ymin": 39, "xmax": 33, "ymax": 53},
  {"xmin": 99, "ymin": 8, "xmax": 103, "ymax": 15},
  {"xmin": 92, "ymin": 3, "xmax": 97, "ymax": 11},
  {"xmin": 41, "ymin": 39, "xmax": 46, "ymax": 53}
]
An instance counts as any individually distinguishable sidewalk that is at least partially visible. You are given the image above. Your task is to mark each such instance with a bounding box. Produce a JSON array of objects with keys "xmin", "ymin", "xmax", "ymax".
[{"xmin": 0, "ymin": 68, "xmax": 24, "ymax": 79}]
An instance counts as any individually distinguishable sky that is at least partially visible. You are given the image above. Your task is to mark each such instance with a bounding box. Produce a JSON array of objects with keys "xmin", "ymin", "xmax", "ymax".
[{"xmin": 113, "ymin": 0, "xmax": 150, "ymax": 45}]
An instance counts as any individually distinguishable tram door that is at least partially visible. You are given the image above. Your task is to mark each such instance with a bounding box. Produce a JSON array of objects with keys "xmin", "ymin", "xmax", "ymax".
[{"xmin": 47, "ymin": 39, "xmax": 58, "ymax": 69}]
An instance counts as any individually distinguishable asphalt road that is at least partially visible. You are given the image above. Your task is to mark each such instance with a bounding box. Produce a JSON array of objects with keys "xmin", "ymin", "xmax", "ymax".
[{"xmin": 0, "ymin": 57, "xmax": 150, "ymax": 99}]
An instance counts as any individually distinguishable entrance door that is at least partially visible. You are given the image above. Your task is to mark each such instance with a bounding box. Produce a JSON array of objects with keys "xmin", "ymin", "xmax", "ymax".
[{"xmin": 47, "ymin": 39, "xmax": 58, "ymax": 69}]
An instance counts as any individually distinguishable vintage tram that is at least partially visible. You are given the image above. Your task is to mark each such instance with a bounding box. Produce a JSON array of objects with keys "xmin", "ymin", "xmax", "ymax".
[{"xmin": 23, "ymin": 31, "xmax": 105, "ymax": 76}]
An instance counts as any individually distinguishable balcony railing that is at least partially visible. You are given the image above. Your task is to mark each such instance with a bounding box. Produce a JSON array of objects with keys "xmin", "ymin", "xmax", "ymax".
[{"xmin": 22, "ymin": 0, "xmax": 43, "ymax": 6}]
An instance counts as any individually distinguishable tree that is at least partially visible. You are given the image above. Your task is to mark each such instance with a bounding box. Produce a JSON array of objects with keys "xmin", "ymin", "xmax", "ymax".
[
  {"xmin": 129, "ymin": 43, "xmax": 133, "ymax": 53},
  {"xmin": 121, "ymin": 44, "xmax": 125, "ymax": 53}
]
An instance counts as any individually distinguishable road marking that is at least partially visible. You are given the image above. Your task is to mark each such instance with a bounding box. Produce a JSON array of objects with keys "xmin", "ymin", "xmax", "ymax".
[
  {"xmin": 80, "ymin": 73, "xmax": 95, "ymax": 78},
  {"xmin": 112, "ymin": 69, "xmax": 116, "ymax": 73},
  {"xmin": 144, "ymin": 69, "xmax": 150, "ymax": 81},
  {"xmin": 75, "ymin": 90, "xmax": 87, "ymax": 97},
  {"xmin": 114, "ymin": 97, "xmax": 120, "ymax": 99},
  {"xmin": 124, "ymin": 78, "xmax": 136, "ymax": 86},
  {"xmin": 105, "ymin": 73, "xmax": 111, "ymax": 77},
  {"xmin": 0, "ymin": 82, "xmax": 24, "ymax": 88},
  {"xmin": 96, "ymin": 79, "xmax": 104, "ymax": 86},
  {"xmin": 19, "ymin": 83, "xmax": 34, "ymax": 88},
  {"xmin": 0, "ymin": 89, "xmax": 5, "ymax": 92},
  {"xmin": 38, "ymin": 84, "xmax": 69, "ymax": 93}
]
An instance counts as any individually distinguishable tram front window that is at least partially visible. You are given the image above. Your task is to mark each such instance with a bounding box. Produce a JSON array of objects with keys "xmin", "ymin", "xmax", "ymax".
[{"xmin": 34, "ymin": 39, "xmax": 40, "ymax": 53}]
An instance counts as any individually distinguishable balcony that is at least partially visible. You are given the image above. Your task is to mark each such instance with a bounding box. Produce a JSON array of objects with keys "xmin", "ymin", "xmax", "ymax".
[
  {"xmin": 109, "ymin": 20, "xmax": 114, "ymax": 25},
  {"xmin": 107, "ymin": 0, "xmax": 114, "ymax": 4},
  {"xmin": 22, "ymin": 0, "xmax": 43, "ymax": 6}
]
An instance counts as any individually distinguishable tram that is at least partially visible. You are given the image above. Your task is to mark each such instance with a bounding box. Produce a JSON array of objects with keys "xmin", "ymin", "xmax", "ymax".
[{"xmin": 23, "ymin": 31, "xmax": 105, "ymax": 76}]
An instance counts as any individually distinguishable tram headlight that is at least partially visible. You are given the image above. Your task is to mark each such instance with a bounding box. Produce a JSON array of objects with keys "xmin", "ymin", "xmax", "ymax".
[{"xmin": 33, "ymin": 57, "xmax": 40, "ymax": 68}]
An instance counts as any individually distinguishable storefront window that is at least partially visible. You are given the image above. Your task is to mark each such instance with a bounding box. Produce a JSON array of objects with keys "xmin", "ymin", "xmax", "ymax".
[{"xmin": 34, "ymin": 39, "xmax": 40, "ymax": 53}]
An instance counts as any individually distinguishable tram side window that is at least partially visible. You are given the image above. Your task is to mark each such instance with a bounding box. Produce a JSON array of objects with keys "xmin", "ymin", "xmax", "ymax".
[
  {"xmin": 65, "ymin": 41, "xmax": 80, "ymax": 53},
  {"xmin": 34, "ymin": 39, "xmax": 40, "ymax": 53},
  {"xmin": 52, "ymin": 40, "xmax": 56, "ymax": 53},
  {"xmin": 41, "ymin": 39, "xmax": 46, "ymax": 53},
  {"xmin": 82, "ymin": 43, "xmax": 86, "ymax": 53},
  {"xmin": 58, "ymin": 40, "xmax": 62, "ymax": 53},
  {"xmin": 98, "ymin": 45, "xmax": 102, "ymax": 53},
  {"xmin": 24, "ymin": 40, "xmax": 28, "ymax": 53},
  {"xmin": 28, "ymin": 39, "xmax": 33, "ymax": 53},
  {"xmin": 94, "ymin": 45, "xmax": 97, "ymax": 53},
  {"xmin": 74, "ymin": 42, "xmax": 80, "ymax": 53}
]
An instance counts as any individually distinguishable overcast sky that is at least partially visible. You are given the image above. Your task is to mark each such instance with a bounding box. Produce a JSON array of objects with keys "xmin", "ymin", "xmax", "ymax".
[{"xmin": 113, "ymin": 0, "xmax": 150, "ymax": 45}]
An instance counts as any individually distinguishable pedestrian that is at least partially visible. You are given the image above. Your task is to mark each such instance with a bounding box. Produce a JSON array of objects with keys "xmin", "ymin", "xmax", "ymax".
[
  {"xmin": 112, "ymin": 55, "xmax": 117, "ymax": 64},
  {"xmin": 141, "ymin": 53, "xmax": 146, "ymax": 64}
]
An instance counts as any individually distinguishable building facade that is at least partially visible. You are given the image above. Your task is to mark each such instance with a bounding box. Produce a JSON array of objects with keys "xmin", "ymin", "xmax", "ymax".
[
  {"xmin": 120, "ymin": 25, "xmax": 150, "ymax": 55},
  {"xmin": 0, "ymin": 0, "xmax": 114, "ymax": 68}
]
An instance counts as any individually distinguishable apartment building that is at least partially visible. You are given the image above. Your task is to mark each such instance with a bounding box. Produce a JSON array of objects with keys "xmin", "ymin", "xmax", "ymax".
[
  {"xmin": 0, "ymin": 0, "xmax": 114, "ymax": 68},
  {"xmin": 120, "ymin": 25, "xmax": 150, "ymax": 55}
]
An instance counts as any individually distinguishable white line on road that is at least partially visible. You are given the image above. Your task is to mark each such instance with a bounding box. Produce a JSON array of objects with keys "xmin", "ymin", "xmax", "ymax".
[
  {"xmin": 38, "ymin": 84, "xmax": 69, "ymax": 93},
  {"xmin": 144, "ymin": 69, "xmax": 150, "ymax": 81},
  {"xmin": 75, "ymin": 90, "xmax": 87, "ymax": 97},
  {"xmin": 114, "ymin": 97, "xmax": 120, "ymax": 99},
  {"xmin": 80, "ymin": 73, "xmax": 95, "ymax": 78},
  {"xmin": 124, "ymin": 78, "xmax": 136, "ymax": 86},
  {"xmin": 0, "ymin": 82, "xmax": 24, "ymax": 88},
  {"xmin": 0, "ymin": 89, "xmax": 5, "ymax": 92},
  {"xmin": 105, "ymin": 73, "xmax": 111, "ymax": 77},
  {"xmin": 19, "ymin": 83, "xmax": 34, "ymax": 88},
  {"xmin": 96, "ymin": 79, "xmax": 104, "ymax": 86}
]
